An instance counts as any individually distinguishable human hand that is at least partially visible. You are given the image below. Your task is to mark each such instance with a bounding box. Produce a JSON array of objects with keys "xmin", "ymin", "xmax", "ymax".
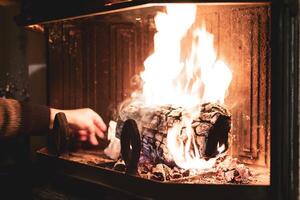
[{"xmin": 50, "ymin": 108, "xmax": 107, "ymax": 145}]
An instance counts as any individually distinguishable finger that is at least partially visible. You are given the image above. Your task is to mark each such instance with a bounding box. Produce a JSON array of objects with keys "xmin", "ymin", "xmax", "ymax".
[
  {"xmin": 78, "ymin": 130, "xmax": 89, "ymax": 136},
  {"xmin": 93, "ymin": 114, "xmax": 107, "ymax": 132},
  {"xmin": 89, "ymin": 132, "xmax": 99, "ymax": 145},
  {"xmin": 86, "ymin": 125, "xmax": 98, "ymax": 145},
  {"xmin": 87, "ymin": 125, "xmax": 95, "ymax": 137},
  {"xmin": 79, "ymin": 135, "xmax": 88, "ymax": 141},
  {"xmin": 95, "ymin": 128, "xmax": 105, "ymax": 139}
]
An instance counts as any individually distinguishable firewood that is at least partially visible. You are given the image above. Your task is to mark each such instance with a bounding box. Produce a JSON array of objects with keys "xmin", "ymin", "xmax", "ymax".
[{"xmin": 116, "ymin": 102, "xmax": 231, "ymax": 167}]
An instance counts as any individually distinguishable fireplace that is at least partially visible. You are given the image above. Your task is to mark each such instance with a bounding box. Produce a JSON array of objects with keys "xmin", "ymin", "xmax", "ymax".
[{"xmin": 16, "ymin": 0, "xmax": 298, "ymax": 200}]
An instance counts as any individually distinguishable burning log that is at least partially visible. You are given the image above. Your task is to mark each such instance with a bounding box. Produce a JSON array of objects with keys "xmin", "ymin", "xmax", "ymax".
[{"xmin": 116, "ymin": 102, "xmax": 231, "ymax": 167}]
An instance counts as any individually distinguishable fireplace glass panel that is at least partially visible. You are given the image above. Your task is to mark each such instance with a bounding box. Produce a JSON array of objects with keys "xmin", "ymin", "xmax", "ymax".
[{"xmin": 46, "ymin": 2, "xmax": 271, "ymax": 185}]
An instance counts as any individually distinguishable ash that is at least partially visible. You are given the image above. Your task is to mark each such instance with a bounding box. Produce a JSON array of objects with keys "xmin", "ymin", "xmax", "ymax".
[{"xmin": 114, "ymin": 154, "xmax": 256, "ymax": 184}]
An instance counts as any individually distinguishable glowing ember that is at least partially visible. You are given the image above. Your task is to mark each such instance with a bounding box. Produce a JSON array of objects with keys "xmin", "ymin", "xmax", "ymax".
[{"xmin": 128, "ymin": 5, "xmax": 232, "ymax": 170}]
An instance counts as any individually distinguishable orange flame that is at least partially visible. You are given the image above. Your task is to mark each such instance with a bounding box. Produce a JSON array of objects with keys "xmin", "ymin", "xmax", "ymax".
[{"xmin": 136, "ymin": 5, "xmax": 232, "ymax": 170}]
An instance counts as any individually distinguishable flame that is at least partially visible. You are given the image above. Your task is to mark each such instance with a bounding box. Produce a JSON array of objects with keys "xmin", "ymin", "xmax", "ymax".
[
  {"xmin": 139, "ymin": 5, "xmax": 232, "ymax": 109},
  {"xmin": 217, "ymin": 143, "xmax": 226, "ymax": 154},
  {"xmin": 167, "ymin": 119, "xmax": 218, "ymax": 170},
  {"xmin": 140, "ymin": 5, "xmax": 198, "ymax": 108},
  {"xmin": 135, "ymin": 5, "xmax": 232, "ymax": 170}
]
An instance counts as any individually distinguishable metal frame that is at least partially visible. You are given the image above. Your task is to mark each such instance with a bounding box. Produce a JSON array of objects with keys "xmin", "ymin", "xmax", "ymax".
[
  {"xmin": 16, "ymin": 0, "xmax": 270, "ymax": 26},
  {"xmin": 20, "ymin": 0, "xmax": 299, "ymax": 199},
  {"xmin": 37, "ymin": 148, "xmax": 271, "ymax": 200},
  {"xmin": 271, "ymin": 0, "xmax": 299, "ymax": 199}
]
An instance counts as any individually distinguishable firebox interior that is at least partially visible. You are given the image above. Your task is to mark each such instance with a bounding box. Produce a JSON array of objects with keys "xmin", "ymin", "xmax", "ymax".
[{"xmin": 42, "ymin": 2, "xmax": 271, "ymax": 187}]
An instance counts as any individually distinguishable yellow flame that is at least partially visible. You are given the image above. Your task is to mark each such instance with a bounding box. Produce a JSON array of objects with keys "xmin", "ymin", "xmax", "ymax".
[
  {"xmin": 217, "ymin": 142, "xmax": 226, "ymax": 154},
  {"xmin": 141, "ymin": 5, "xmax": 198, "ymax": 108},
  {"xmin": 140, "ymin": 5, "xmax": 232, "ymax": 109},
  {"xmin": 137, "ymin": 5, "xmax": 232, "ymax": 170}
]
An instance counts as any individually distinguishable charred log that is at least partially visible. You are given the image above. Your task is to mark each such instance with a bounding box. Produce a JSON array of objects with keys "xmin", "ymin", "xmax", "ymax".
[{"xmin": 116, "ymin": 102, "xmax": 231, "ymax": 166}]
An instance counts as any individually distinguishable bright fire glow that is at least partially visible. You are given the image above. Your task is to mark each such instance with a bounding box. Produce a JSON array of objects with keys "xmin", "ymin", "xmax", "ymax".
[
  {"xmin": 217, "ymin": 143, "xmax": 226, "ymax": 154},
  {"xmin": 167, "ymin": 119, "xmax": 218, "ymax": 170},
  {"xmin": 137, "ymin": 5, "xmax": 232, "ymax": 170}
]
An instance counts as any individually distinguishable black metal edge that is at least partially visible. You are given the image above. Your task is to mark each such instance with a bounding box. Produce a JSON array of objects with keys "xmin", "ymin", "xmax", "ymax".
[
  {"xmin": 15, "ymin": 0, "xmax": 271, "ymax": 26},
  {"xmin": 36, "ymin": 149, "xmax": 271, "ymax": 200},
  {"xmin": 270, "ymin": 0, "xmax": 299, "ymax": 199}
]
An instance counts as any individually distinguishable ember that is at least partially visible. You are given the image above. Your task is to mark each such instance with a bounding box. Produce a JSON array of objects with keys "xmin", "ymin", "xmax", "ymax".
[{"xmin": 112, "ymin": 155, "xmax": 254, "ymax": 184}]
